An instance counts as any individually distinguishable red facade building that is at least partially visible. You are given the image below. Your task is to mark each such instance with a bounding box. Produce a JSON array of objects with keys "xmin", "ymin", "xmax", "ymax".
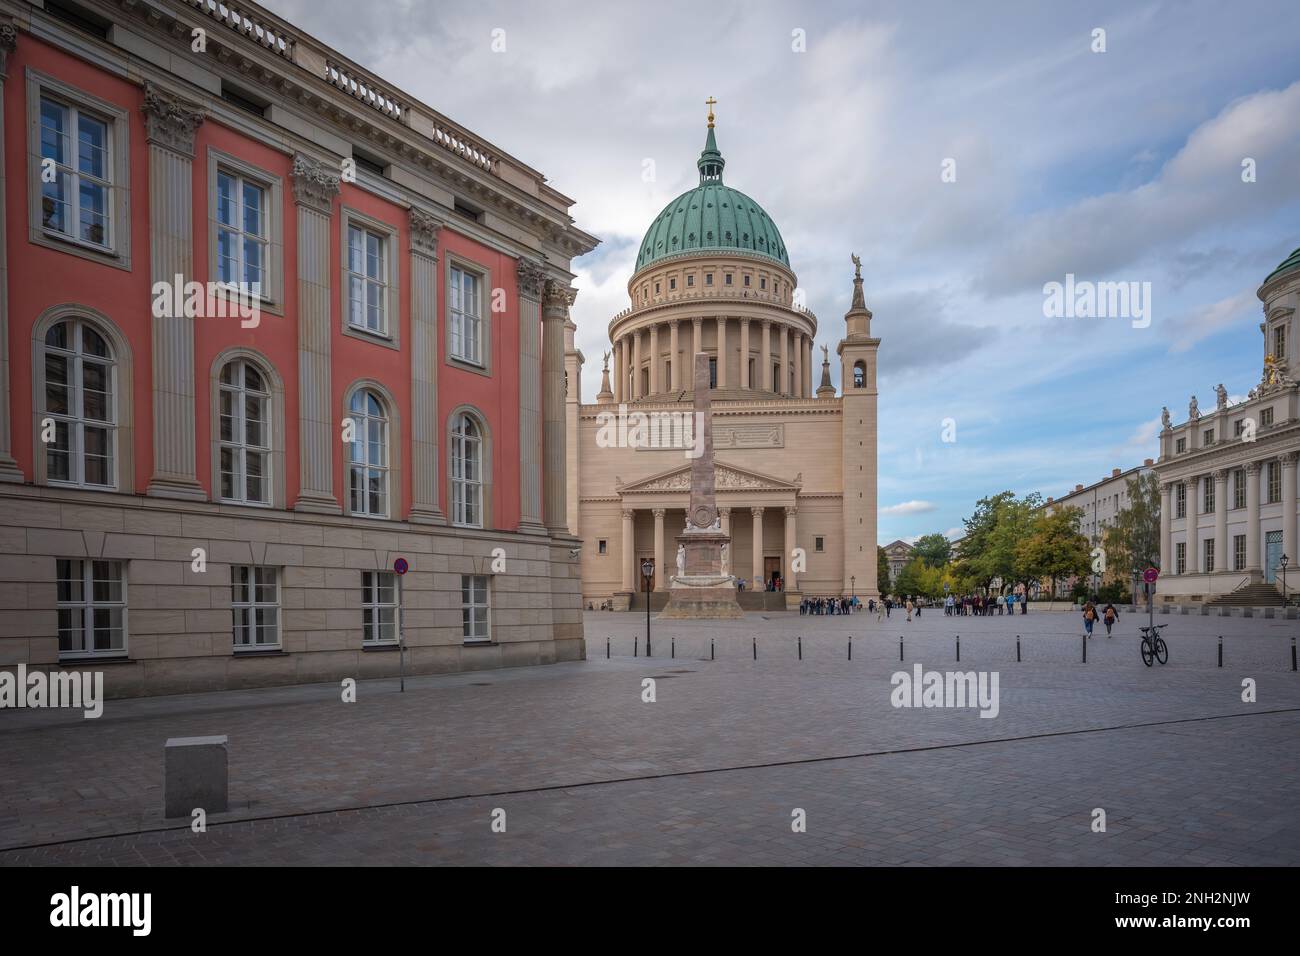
[{"xmin": 0, "ymin": 0, "xmax": 598, "ymax": 695}]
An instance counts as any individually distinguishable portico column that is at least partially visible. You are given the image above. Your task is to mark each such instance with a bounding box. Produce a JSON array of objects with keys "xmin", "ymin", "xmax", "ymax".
[
  {"xmin": 613, "ymin": 338, "xmax": 624, "ymax": 403},
  {"xmin": 1213, "ymin": 470, "xmax": 1228, "ymax": 575},
  {"xmin": 653, "ymin": 508, "xmax": 666, "ymax": 590},
  {"xmin": 514, "ymin": 258, "xmax": 547, "ymax": 532},
  {"xmin": 692, "ymin": 318, "xmax": 702, "ymax": 365},
  {"xmin": 1246, "ymin": 462, "xmax": 1262, "ymax": 574},
  {"xmin": 291, "ymin": 153, "xmax": 342, "ymax": 513},
  {"xmin": 1160, "ymin": 481, "xmax": 1173, "ymax": 575},
  {"xmin": 716, "ymin": 318, "xmax": 728, "ymax": 387},
  {"xmin": 408, "ymin": 209, "xmax": 447, "ymax": 523},
  {"xmin": 1283, "ymin": 453, "xmax": 1298, "ymax": 567},
  {"xmin": 649, "ymin": 323, "xmax": 660, "ymax": 395},
  {"xmin": 669, "ymin": 321, "xmax": 680, "ymax": 390},
  {"xmin": 804, "ymin": 338, "xmax": 813, "ymax": 397},
  {"xmin": 143, "ymin": 83, "xmax": 206, "ymax": 500},
  {"xmin": 542, "ymin": 280, "xmax": 574, "ymax": 533},
  {"xmin": 759, "ymin": 320, "xmax": 771, "ymax": 391},
  {"xmin": 751, "ymin": 507, "xmax": 765, "ymax": 586},
  {"xmin": 794, "ymin": 333, "xmax": 804, "ymax": 399},
  {"xmin": 739, "ymin": 319, "xmax": 751, "ymax": 389},
  {"xmin": 621, "ymin": 508, "xmax": 635, "ymax": 591},
  {"xmin": 631, "ymin": 330, "xmax": 642, "ymax": 400},
  {"xmin": 784, "ymin": 505, "xmax": 797, "ymax": 591}
]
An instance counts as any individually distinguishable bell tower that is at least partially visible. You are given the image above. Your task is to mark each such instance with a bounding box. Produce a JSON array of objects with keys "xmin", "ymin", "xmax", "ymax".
[{"xmin": 838, "ymin": 255, "xmax": 880, "ymax": 599}]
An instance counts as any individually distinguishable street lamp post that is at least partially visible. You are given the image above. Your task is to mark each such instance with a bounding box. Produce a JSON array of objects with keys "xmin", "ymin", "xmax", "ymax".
[
  {"xmin": 641, "ymin": 558, "xmax": 654, "ymax": 656},
  {"xmin": 1282, "ymin": 554, "xmax": 1290, "ymax": 608},
  {"xmin": 851, "ymin": 575, "xmax": 856, "ymax": 600}
]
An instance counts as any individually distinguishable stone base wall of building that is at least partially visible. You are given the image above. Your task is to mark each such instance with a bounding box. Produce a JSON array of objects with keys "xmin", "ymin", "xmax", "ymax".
[{"xmin": 0, "ymin": 486, "xmax": 584, "ymax": 699}]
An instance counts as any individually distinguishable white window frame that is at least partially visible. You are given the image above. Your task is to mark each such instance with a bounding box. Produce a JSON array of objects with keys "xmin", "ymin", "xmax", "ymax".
[
  {"xmin": 26, "ymin": 70, "xmax": 132, "ymax": 270},
  {"xmin": 56, "ymin": 558, "xmax": 127, "ymax": 660},
  {"xmin": 348, "ymin": 389, "xmax": 390, "ymax": 519},
  {"xmin": 462, "ymin": 573, "xmax": 491, "ymax": 643},
  {"xmin": 1175, "ymin": 541, "xmax": 1186, "ymax": 575},
  {"xmin": 215, "ymin": 170, "xmax": 268, "ymax": 290},
  {"xmin": 42, "ymin": 318, "xmax": 117, "ymax": 489},
  {"xmin": 217, "ymin": 359, "xmax": 272, "ymax": 506},
  {"xmin": 231, "ymin": 565, "xmax": 280, "ymax": 651},
  {"xmin": 448, "ymin": 260, "xmax": 486, "ymax": 367},
  {"xmin": 340, "ymin": 208, "xmax": 400, "ymax": 347},
  {"xmin": 1203, "ymin": 538, "xmax": 1215, "ymax": 574},
  {"xmin": 361, "ymin": 571, "xmax": 399, "ymax": 646},
  {"xmin": 207, "ymin": 149, "xmax": 284, "ymax": 311},
  {"xmin": 1233, "ymin": 534, "xmax": 1246, "ymax": 572},
  {"xmin": 451, "ymin": 411, "xmax": 483, "ymax": 528},
  {"xmin": 347, "ymin": 223, "xmax": 389, "ymax": 335}
]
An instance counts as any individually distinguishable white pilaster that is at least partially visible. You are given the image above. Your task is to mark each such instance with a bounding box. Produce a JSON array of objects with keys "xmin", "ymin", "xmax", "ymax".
[
  {"xmin": 542, "ymin": 280, "xmax": 573, "ymax": 534},
  {"xmin": 516, "ymin": 258, "xmax": 547, "ymax": 534},
  {"xmin": 751, "ymin": 506, "xmax": 764, "ymax": 586},
  {"xmin": 653, "ymin": 508, "xmax": 666, "ymax": 591},
  {"xmin": 409, "ymin": 208, "xmax": 445, "ymax": 524},
  {"xmin": 1246, "ymin": 462, "xmax": 1261, "ymax": 574}
]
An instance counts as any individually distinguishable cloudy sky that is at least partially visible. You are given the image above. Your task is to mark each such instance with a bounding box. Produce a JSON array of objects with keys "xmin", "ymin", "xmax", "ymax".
[{"xmin": 267, "ymin": 0, "xmax": 1300, "ymax": 544}]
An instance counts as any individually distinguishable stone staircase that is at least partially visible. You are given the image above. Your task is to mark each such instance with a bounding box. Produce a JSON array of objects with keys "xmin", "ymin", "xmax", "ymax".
[{"xmin": 1205, "ymin": 581, "xmax": 1285, "ymax": 608}]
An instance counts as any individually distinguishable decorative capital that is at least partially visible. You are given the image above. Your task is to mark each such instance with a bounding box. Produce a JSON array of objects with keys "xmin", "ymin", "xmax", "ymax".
[
  {"xmin": 291, "ymin": 153, "xmax": 341, "ymax": 214},
  {"xmin": 1212, "ymin": 469, "xmax": 1228, "ymax": 482},
  {"xmin": 542, "ymin": 279, "xmax": 575, "ymax": 314},
  {"xmin": 622, "ymin": 509, "xmax": 635, "ymax": 520},
  {"xmin": 719, "ymin": 507, "xmax": 731, "ymax": 517},
  {"xmin": 0, "ymin": 23, "xmax": 17, "ymax": 79},
  {"xmin": 750, "ymin": 506, "xmax": 765, "ymax": 517},
  {"xmin": 652, "ymin": 508, "xmax": 666, "ymax": 518},
  {"xmin": 1284, "ymin": 451, "xmax": 1300, "ymax": 468},
  {"xmin": 1246, "ymin": 461, "xmax": 1263, "ymax": 476},
  {"xmin": 785, "ymin": 505, "xmax": 798, "ymax": 516},
  {"xmin": 408, "ymin": 207, "xmax": 443, "ymax": 258},
  {"xmin": 516, "ymin": 258, "xmax": 547, "ymax": 300},
  {"xmin": 142, "ymin": 82, "xmax": 205, "ymax": 158}
]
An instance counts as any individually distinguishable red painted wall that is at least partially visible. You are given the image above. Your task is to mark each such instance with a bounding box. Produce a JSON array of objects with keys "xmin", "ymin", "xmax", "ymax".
[{"xmin": 6, "ymin": 34, "xmax": 526, "ymax": 530}]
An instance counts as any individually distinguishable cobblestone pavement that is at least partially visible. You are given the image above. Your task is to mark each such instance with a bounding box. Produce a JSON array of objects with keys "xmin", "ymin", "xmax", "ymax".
[{"xmin": 2, "ymin": 611, "xmax": 1297, "ymax": 865}]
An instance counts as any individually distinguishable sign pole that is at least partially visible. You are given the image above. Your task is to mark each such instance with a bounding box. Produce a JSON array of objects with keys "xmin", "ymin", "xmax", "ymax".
[{"xmin": 393, "ymin": 557, "xmax": 410, "ymax": 692}]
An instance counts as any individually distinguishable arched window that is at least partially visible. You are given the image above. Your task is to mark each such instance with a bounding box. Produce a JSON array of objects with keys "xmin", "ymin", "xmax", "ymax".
[
  {"xmin": 218, "ymin": 359, "xmax": 271, "ymax": 504},
  {"xmin": 853, "ymin": 362, "xmax": 866, "ymax": 388},
  {"xmin": 348, "ymin": 389, "xmax": 388, "ymax": 517},
  {"xmin": 451, "ymin": 412, "xmax": 483, "ymax": 527},
  {"xmin": 43, "ymin": 318, "xmax": 116, "ymax": 487}
]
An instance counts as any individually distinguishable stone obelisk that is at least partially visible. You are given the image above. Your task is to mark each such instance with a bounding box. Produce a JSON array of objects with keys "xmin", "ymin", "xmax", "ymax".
[{"xmin": 660, "ymin": 353, "xmax": 744, "ymax": 619}]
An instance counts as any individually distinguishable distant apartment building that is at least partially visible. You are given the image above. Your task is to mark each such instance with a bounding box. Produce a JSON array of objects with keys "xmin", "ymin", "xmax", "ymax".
[{"xmin": 1042, "ymin": 459, "xmax": 1155, "ymax": 595}]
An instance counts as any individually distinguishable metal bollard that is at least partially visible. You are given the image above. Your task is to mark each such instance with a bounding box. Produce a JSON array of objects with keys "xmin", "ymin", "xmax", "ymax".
[
  {"xmin": 634, "ymin": 636, "xmax": 638, "ymax": 658},
  {"xmin": 798, "ymin": 635, "xmax": 802, "ymax": 661},
  {"xmin": 753, "ymin": 635, "xmax": 757, "ymax": 660},
  {"xmin": 956, "ymin": 635, "xmax": 960, "ymax": 663},
  {"xmin": 899, "ymin": 636, "xmax": 904, "ymax": 661},
  {"xmin": 672, "ymin": 636, "xmax": 675, "ymax": 659},
  {"xmin": 848, "ymin": 636, "xmax": 853, "ymax": 661},
  {"xmin": 1292, "ymin": 635, "xmax": 1297, "ymax": 672},
  {"xmin": 711, "ymin": 637, "xmax": 715, "ymax": 661},
  {"xmin": 1218, "ymin": 635, "xmax": 1223, "ymax": 668},
  {"xmin": 1016, "ymin": 635, "xmax": 1021, "ymax": 662},
  {"xmin": 1082, "ymin": 634, "xmax": 1087, "ymax": 664},
  {"xmin": 606, "ymin": 636, "xmax": 610, "ymax": 660}
]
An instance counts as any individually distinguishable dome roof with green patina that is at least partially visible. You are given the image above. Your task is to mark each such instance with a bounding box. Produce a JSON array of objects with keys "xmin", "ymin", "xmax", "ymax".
[
  {"xmin": 1263, "ymin": 246, "xmax": 1300, "ymax": 286},
  {"xmin": 634, "ymin": 123, "xmax": 789, "ymax": 275}
]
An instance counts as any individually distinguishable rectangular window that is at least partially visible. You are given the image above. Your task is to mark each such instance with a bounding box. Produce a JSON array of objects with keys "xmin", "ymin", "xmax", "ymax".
[
  {"xmin": 218, "ymin": 361, "xmax": 270, "ymax": 505},
  {"xmin": 1203, "ymin": 477, "xmax": 1214, "ymax": 514},
  {"xmin": 1203, "ymin": 428, "xmax": 1214, "ymax": 445},
  {"xmin": 760, "ymin": 276, "xmax": 767, "ymax": 290},
  {"xmin": 39, "ymin": 95, "xmax": 111, "ymax": 248},
  {"xmin": 1234, "ymin": 534, "xmax": 1246, "ymax": 572},
  {"xmin": 705, "ymin": 273, "xmax": 713, "ymax": 286},
  {"xmin": 1268, "ymin": 461, "xmax": 1281, "ymax": 503},
  {"xmin": 56, "ymin": 558, "xmax": 126, "ymax": 659},
  {"xmin": 598, "ymin": 539, "xmax": 608, "ymax": 555},
  {"xmin": 1273, "ymin": 324, "xmax": 1286, "ymax": 362},
  {"xmin": 709, "ymin": 357, "xmax": 717, "ymax": 388},
  {"xmin": 686, "ymin": 275, "xmax": 694, "ymax": 287},
  {"xmin": 1203, "ymin": 539, "xmax": 1215, "ymax": 574},
  {"xmin": 1233, "ymin": 469, "xmax": 1246, "ymax": 510},
  {"xmin": 231, "ymin": 565, "xmax": 279, "ymax": 650},
  {"xmin": 1175, "ymin": 483, "xmax": 1186, "ymax": 519},
  {"xmin": 347, "ymin": 225, "xmax": 388, "ymax": 335},
  {"xmin": 724, "ymin": 273, "xmax": 733, "ymax": 285},
  {"xmin": 654, "ymin": 282, "xmax": 660, "ymax": 294},
  {"xmin": 1175, "ymin": 541, "xmax": 1186, "ymax": 575},
  {"xmin": 669, "ymin": 278, "xmax": 676, "ymax": 291},
  {"xmin": 449, "ymin": 266, "xmax": 482, "ymax": 364},
  {"xmin": 216, "ymin": 170, "xmax": 267, "ymax": 291},
  {"xmin": 815, "ymin": 536, "xmax": 824, "ymax": 553},
  {"xmin": 1234, "ymin": 419, "xmax": 1245, "ymax": 437},
  {"xmin": 743, "ymin": 274, "xmax": 751, "ymax": 287},
  {"xmin": 361, "ymin": 571, "xmax": 398, "ymax": 646},
  {"xmin": 1175, "ymin": 437, "xmax": 1187, "ymax": 453},
  {"xmin": 1261, "ymin": 406, "xmax": 1274, "ymax": 427},
  {"xmin": 462, "ymin": 574, "xmax": 490, "ymax": 642}
]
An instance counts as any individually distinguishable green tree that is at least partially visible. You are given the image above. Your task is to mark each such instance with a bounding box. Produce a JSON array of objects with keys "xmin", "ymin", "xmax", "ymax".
[
  {"xmin": 913, "ymin": 533, "xmax": 952, "ymax": 568},
  {"xmin": 1103, "ymin": 472, "xmax": 1161, "ymax": 580},
  {"xmin": 955, "ymin": 491, "xmax": 1016, "ymax": 588},
  {"xmin": 877, "ymin": 545, "xmax": 891, "ymax": 594},
  {"xmin": 1017, "ymin": 506, "xmax": 1091, "ymax": 598}
]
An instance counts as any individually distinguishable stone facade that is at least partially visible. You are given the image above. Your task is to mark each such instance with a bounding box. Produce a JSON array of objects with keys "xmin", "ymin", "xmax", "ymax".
[
  {"xmin": 1154, "ymin": 247, "xmax": 1300, "ymax": 602},
  {"xmin": 0, "ymin": 0, "xmax": 596, "ymax": 696}
]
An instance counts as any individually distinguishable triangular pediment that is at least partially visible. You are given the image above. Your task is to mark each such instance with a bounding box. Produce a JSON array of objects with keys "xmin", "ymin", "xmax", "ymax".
[{"xmin": 618, "ymin": 460, "xmax": 801, "ymax": 495}]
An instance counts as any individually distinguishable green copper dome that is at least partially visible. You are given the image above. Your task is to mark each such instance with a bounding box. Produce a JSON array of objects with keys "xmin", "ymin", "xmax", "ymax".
[
  {"xmin": 1264, "ymin": 246, "xmax": 1300, "ymax": 285},
  {"xmin": 634, "ymin": 124, "xmax": 789, "ymax": 274}
]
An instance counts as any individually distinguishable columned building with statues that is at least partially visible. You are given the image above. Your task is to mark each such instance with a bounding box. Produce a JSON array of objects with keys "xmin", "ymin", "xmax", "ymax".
[
  {"xmin": 565, "ymin": 109, "xmax": 880, "ymax": 609},
  {"xmin": 1154, "ymin": 246, "xmax": 1300, "ymax": 605}
]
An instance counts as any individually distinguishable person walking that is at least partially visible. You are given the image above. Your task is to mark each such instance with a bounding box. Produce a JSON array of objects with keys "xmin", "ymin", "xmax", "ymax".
[
  {"xmin": 905, "ymin": 598, "xmax": 914, "ymax": 622},
  {"xmin": 1082, "ymin": 601, "xmax": 1099, "ymax": 638},
  {"xmin": 1103, "ymin": 602, "xmax": 1119, "ymax": 637}
]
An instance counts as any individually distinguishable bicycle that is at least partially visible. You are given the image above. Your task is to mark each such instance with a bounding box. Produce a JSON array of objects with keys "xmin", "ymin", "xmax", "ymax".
[{"xmin": 1138, "ymin": 623, "xmax": 1169, "ymax": 667}]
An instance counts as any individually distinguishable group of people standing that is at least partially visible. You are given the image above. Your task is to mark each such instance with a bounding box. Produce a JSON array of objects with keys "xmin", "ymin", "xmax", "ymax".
[
  {"xmin": 799, "ymin": 596, "xmax": 858, "ymax": 615},
  {"xmin": 944, "ymin": 593, "xmax": 1025, "ymax": 616}
]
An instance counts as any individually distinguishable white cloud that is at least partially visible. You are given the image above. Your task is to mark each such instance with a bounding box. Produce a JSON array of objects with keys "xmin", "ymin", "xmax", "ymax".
[{"xmin": 881, "ymin": 500, "xmax": 938, "ymax": 516}]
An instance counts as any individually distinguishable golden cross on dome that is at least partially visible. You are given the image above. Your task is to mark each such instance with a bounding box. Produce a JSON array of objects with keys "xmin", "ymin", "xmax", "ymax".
[{"xmin": 705, "ymin": 96, "xmax": 717, "ymax": 128}]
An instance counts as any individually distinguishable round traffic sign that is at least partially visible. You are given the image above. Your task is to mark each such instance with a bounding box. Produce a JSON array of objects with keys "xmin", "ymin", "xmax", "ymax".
[
  {"xmin": 393, "ymin": 557, "xmax": 409, "ymax": 575},
  {"xmin": 1142, "ymin": 567, "xmax": 1159, "ymax": 584}
]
